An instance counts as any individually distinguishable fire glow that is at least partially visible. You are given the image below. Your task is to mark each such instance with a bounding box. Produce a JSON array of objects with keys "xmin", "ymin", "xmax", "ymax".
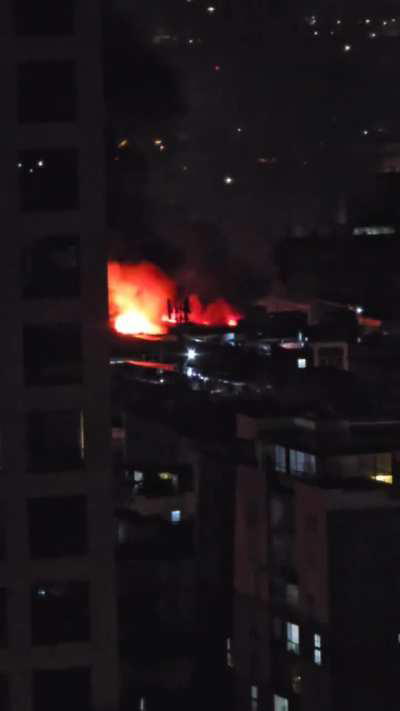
[{"xmin": 108, "ymin": 261, "xmax": 241, "ymax": 336}]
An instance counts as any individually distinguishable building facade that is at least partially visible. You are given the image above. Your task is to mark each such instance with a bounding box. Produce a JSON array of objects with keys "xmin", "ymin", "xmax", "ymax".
[
  {"xmin": 0, "ymin": 2, "xmax": 119, "ymax": 709},
  {"xmin": 234, "ymin": 413, "xmax": 400, "ymax": 711}
]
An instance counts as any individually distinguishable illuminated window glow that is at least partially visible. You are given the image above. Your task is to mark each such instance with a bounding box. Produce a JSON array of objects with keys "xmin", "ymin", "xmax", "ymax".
[
  {"xmin": 313, "ymin": 633, "xmax": 322, "ymax": 665},
  {"xmin": 171, "ymin": 510, "xmax": 181, "ymax": 524},
  {"xmin": 289, "ymin": 450, "xmax": 316, "ymax": 477},
  {"xmin": 353, "ymin": 226, "xmax": 396, "ymax": 236},
  {"xmin": 251, "ymin": 685, "xmax": 258, "ymax": 711},
  {"xmin": 371, "ymin": 474, "xmax": 393, "ymax": 485},
  {"xmin": 286, "ymin": 622, "xmax": 300, "ymax": 654},
  {"xmin": 273, "ymin": 694, "xmax": 289, "ymax": 711},
  {"xmin": 275, "ymin": 445, "xmax": 286, "ymax": 473}
]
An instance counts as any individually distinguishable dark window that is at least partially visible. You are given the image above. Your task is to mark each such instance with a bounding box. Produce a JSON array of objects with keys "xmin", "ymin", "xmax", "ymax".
[
  {"xmin": 33, "ymin": 668, "xmax": 90, "ymax": 711},
  {"xmin": 14, "ymin": 0, "xmax": 76, "ymax": 36},
  {"xmin": 27, "ymin": 410, "xmax": 83, "ymax": 473},
  {"xmin": 0, "ymin": 676, "xmax": 9, "ymax": 711},
  {"xmin": 18, "ymin": 149, "xmax": 79, "ymax": 212},
  {"xmin": 22, "ymin": 236, "xmax": 80, "ymax": 299},
  {"xmin": 0, "ymin": 590, "xmax": 7, "ymax": 647},
  {"xmin": 18, "ymin": 62, "xmax": 77, "ymax": 123},
  {"xmin": 23, "ymin": 324, "xmax": 82, "ymax": 386},
  {"xmin": 28, "ymin": 496, "xmax": 87, "ymax": 558},
  {"xmin": 31, "ymin": 582, "xmax": 90, "ymax": 645}
]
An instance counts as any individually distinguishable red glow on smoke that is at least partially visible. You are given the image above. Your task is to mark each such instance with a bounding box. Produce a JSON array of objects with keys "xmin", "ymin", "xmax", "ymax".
[{"xmin": 108, "ymin": 261, "xmax": 241, "ymax": 335}]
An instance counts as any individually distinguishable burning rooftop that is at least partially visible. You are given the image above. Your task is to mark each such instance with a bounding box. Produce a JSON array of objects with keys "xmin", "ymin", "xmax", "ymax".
[{"xmin": 108, "ymin": 261, "xmax": 241, "ymax": 336}]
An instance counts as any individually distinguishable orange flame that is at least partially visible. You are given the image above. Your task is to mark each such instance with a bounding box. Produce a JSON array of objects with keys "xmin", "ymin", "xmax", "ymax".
[
  {"xmin": 108, "ymin": 260, "xmax": 241, "ymax": 335},
  {"xmin": 108, "ymin": 261, "xmax": 176, "ymax": 335}
]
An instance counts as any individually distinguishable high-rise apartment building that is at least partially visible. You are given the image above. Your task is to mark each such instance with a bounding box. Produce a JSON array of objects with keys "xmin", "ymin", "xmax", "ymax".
[
  {"xmin": 234, "ymin": 413, "xmax": 400, "ymax": 711},
  {"xmin": 0, "ymin": 2, "xmax": 119, "ymax": 710}
]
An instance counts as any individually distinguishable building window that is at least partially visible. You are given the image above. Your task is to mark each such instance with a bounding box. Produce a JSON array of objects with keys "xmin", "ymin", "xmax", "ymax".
[
  {"xmin": 297, "ymin": 358, "xmax": 307, "ymax": 369},
  {"xmin": 275, "ymin": 445, "xmax": 286, "ymax": 472},
  {"xmin": 226, "ymin": 637, "xmax": 234, "ymax": 668},
  {"xmin": 286, "ymin": 583, "xmax": 299, "ymax": 607},
  {"xmin": 28, "ymin": 496, "xmax": 87, "ymax": 558},
  {"xmin": 0, "ymin": 502, "xmax": 5, "ymax": 561},
  {"xmin": 14, "ymin": 0, "xmax": 76, "ymax": 36},
  {"xmin": 31, "ymin": 582, "xmax": 90, "ymax": 645},
  {"xmin": 286, "ymin": 622, "xmax": 300, "ymax": 654},
  {"xmin": 0, "ymin": 676, "xmax": 9, "ymax": 711},
  {"xmin": 170, "ymin": 510, "xmax": 181, "ymax": 524},
  {"xmin": 313, "ymin": 633, "xmax": 322, "ymax": 665},
  {"xmin": 27, "ymin": 410, "xmax": 84, "ymax": 473},
  {"xmin": 272, "ymin": 616, "xmax": 282, "ymax": 640},
  {"xmin": 0, "ymin": 590, "xmax": 7, "ymax": 648},
  {"xmin": 273, "ymin": 694, "xmax": 289, "ymax": 711},
  {"xmin": 22, "ymin": 236, "xmax": 80, "ymax": 299},
  {"xmin": 23, "ymin": 324, "xmax": 82, "ymax": 386},
  {"xmin": 289, "ymin": 450, "xmax": 316, "ymax": 477},
  {"xmin": 370, "ymin": 453, "xmax": 393, "ymax": 484},
  {"xmin": 33, "ymin": 668, "xmax": 90, "ymax": 711},
  {"xmin": 250, "ymin": 685, "xmax": 258, "ymax": 711},
  {"xmin": 18, "ymin": 149, "xmax": 79, "ymax": 212},
  {"xmin": 18, "ymin": 62, "xmax": 77, "ymax": 123}
]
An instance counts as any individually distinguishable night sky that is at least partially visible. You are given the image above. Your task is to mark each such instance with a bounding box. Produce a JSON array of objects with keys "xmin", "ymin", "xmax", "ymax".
[{"xmin": 103, "ymin": 0, "xmax": 400, "ymax": 301}]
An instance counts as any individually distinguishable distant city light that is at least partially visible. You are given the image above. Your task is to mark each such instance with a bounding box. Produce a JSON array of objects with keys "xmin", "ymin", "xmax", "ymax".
[
  {"xmin": 224, "ymin": 175, "xmax": 234, "ymax": 185},
  {"xmin": 206, "ymin": 6, "xmax": 216, "ymax": 14},
  {"xmin": 118, "ymin": 138, "xmax": 129, "ymax": 149},
  {"xmin": 37, "ymin": 160, "xmax": 44, "ymax": 167},
  {"xmin": 187, "ymin": 348, "xmax": 197, "ymax": 361},
  {"xmin": 214, "ymin": 64, "xmax": 221, "ymax": 71},
  {"xmin": 343, "ymin": 44, "xmax": 352, "ymax": 52},
  {"xmin": 356, "ymin": 306, "xmax": 364, "ymax": 314}
]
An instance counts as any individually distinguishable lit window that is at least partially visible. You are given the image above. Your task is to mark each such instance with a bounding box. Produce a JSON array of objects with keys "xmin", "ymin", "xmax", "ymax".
[
  {"xmin": 371, "ymin": 474, "xmax": 393, "ymax": 485},
  {"xmin": 353, "ymin": 225, "xmax": 396, "ymax": 236},
  {"xmin": 134, "ymin": 471, "xmax": 144, "ymax": 482},
  {"xmin": 226, "ymin": 637, "xmax": 234, "ymax": 668},
  {"xmin": 275, "ymin": 445, "xmax": 286, "ymax": 473},
  {"xmin": 273, "ymin": 695, "xmax": 289, "ymax": 711},
  {"xmin": 289, "ymin": 450, "xmax": 316, "ymax": 477},
  {"xmin": 286, "ymin": 622, "xmax": 300, "ymax": 654},
  {"xmin": 297, "ymin": 358, "xmax": 307, "ymax": 369},
  {"xmin": 313, "ymin": 633, "xmax": 322, "ymax": 665},
  {"xmin": 139, "ymin": 697, "xmax": 146, "ymax": 711},
  {"xmin": 251, "ymin": 685, "xmax": 258, "ymax": 711},
  {"xmin": 171, "ymin": 510, "xmax": 181, "ymax": 524},
  {"xmin": 159, "ymin": 472, "xmax": 173, "ymax": 480}
]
